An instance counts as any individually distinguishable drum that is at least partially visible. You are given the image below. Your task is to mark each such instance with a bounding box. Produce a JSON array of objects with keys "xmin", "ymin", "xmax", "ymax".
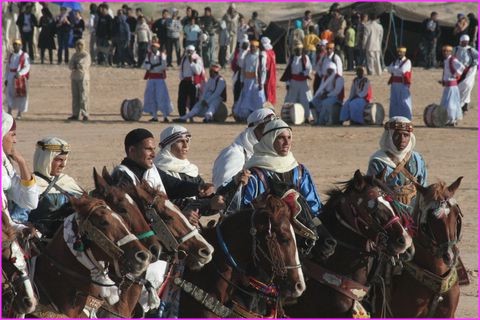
[
  {"xmin": 120, "ymin": 99, "xmax": 143, "ymax": 121},
  {"xmin": 363, "ymin": 103, "xmax": 385, "ymax": 125},
  {"xmin": 328, "ymin": 102, "xmax": 342, "ymax": 125},
  {"xmin": 423, "ymin": 104, "xmax": 448, "ymax": 127},
  {"xmin": 213, "ymin": 102, "xmax": 228, "ymax": 122},
  {"xmin": 281, "ymin": 103, "xmax": 305, "ymax": 125}
]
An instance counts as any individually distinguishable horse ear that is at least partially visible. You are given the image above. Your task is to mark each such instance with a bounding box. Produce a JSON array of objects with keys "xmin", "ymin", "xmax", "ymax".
[
  {"xmin": 376, "ymin": 168, "xmax": 387, "ymax": 181},
  {"xmin": 102, "ymin": 166, "xmax": 113, "ymax": 185},
  {"xmin": 353, "ymin": 169, "xmax": 365, "ymax": 191},
  {"xmin": 447, "ymin": 176, "xmax": 463, "ymax": 195},
  {"xmin": 93, "ymin": 167, "xmax": 108, "ymax": 196},
  {"xmin": 413, "ymin": 181, "xmax": 427, "ymax": 195}
]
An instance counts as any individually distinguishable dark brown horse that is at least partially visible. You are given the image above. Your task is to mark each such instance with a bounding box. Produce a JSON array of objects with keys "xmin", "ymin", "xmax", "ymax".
[
  {"xmin": 33, "ymin": 195, "xmax": 151, "ymax": 317},
  {"xmin": 178, "ymin": 192, "xmax": 305, "ymax": 318},
  {"xmin": 381, "ymin": 177, "xmax": 463, "ymax": 317},
  {"xmin": 2, "ymin": 211, "xmax": 38, "ymax": 316},
  {"xmin": 285, "ymin": 170, "xmax": 413, "ymax": 318}
]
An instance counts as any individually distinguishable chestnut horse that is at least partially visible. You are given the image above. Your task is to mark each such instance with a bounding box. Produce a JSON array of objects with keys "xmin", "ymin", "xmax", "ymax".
[
  {"xmin": 2, "ymin": 211, "xmax": 38, "ymax": 316},
  {"xmin": 178, "ymin": 192, "xmax": 305, "ymax": 318},
  {"xmin": 32, "ymin": 195, "xmax": 151, "ymax": 317},
  {"xmin": 380, "ymin": 177, "xmax": 464, "ymax": 317},
  {"xmin": 285, "ymin": 170, "xmax": 413, "ymax": 318}
]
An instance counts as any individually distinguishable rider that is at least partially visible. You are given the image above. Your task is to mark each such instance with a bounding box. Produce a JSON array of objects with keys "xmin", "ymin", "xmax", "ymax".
[
  {"xmin": 27, "ymin": 137, "xmax": 84, "ymax": 238},
  {"xmin": 241, "ymin": 118, "xmax": 335, "ymax": 257},
  {"xmin": 367, "ymin": 116, "xmax": 428, "ymax": 207}
]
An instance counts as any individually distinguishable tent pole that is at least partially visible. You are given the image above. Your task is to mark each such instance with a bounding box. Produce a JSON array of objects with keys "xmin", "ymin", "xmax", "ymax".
[
  {"xmin": 400, "ymin": 18, "xmax": 404, "ymax": 46},
  {"xmin": 383, "ymin": 10, "xmax": 392, "ymax": 57},
  {"xmin": 285, "ymin": 19, "xmax": 291, "ymax": 62}
]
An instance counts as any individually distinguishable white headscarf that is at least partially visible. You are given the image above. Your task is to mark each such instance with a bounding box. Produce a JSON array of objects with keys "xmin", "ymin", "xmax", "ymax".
[
  {"xmin": 317, "ymin": 62, "xmax": 338, "ymax": 94},
  {"xmin": 33, "ymin": 137, "xmax": 83, "ymax": 195},
  {"xmin": 245, "ymin": 119, "xmax": 298, "ymax": 173},
  {"xmin": 2, "ymin": 112, "xmax": 15, "ymax": 193},
  {"xmin": 261, "ymin": 37, "xmax": 273, "ymax": 50},
  {"xmin": 370, "ymin": 116, "xmax": 416, "ymax": 168},
  {"xmin": 154, "ymin": 126, "xmax": 199, "ymax": 178}
]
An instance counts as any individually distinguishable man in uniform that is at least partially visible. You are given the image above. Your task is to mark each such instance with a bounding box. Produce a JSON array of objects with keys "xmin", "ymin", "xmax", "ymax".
[
  {"xmin": 178, "ymin": 45, "xmax": 205, "ymax": 118},
  {"xmin": 454, "ymin": 34, "xmax": 478, "ymax": 114},
  {"xmin": 439, "ymin": 45, "xmax": 465, "ymax": 126},
  {"xmin": 387, "ymin": 47, "xmax": 413, "ymax": 119},
  {"xmin": 5, "ymin": 39, "xmax": 30, "ymax": 120}
]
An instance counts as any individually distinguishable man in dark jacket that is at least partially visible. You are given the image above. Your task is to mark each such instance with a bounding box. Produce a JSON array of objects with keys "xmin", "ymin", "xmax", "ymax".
[
  {"xmin": 152, "ymin": 9, "xmax": 169, "ymax": 51},
  {"xmin": 95, "ymin": 4, "xmax": 113, "ymax": 65},
  {"xmin": 16, "ymin": 4, "xmax": 38, "ymax": 62},
  {"xmin": 111, "ymin": 9, "xmax": 130, "ymax": 67},
  {"xmin": 423, "ymin": 11, "xmax": 441, "ymax": 69}
]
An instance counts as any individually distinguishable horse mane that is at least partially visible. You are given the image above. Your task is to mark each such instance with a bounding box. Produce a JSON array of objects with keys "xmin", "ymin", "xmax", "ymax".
[
  {"xmin": 429, "ymin": 181, "xmax": 448, "ymax": 200},
  {"xmin": 2, "ymin": 211, "xmax": 16, "ymax": 243},
  {"xmin": 139, "ymin": 180, "xmax": 169, "ymax": 201},
  {"xmin": 323, "ymin": 174, "xmax": 392, "ymax": 214}
]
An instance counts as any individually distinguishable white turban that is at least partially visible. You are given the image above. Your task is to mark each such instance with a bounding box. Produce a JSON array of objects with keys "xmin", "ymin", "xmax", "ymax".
[
  {"xmin": 326, "ymin": 61, "xmax": 337, "ymax": 71},
  {"xmin": 185, "ymin": 45, "xmax": 196, "ymax": 52},
  {"xmin": 33, "ymin": 137, "xmax": 83, "ymax": 195},
  {"xmin": 460, "ymin": 34, "xmax": 470, "ymax": 43},
  {"xmin": 245, "ymin": 119, "xmax": 298, "ymax": 173},
  {"xmin": 370, "ymin": 116, "xmax": 416, "ymax": 168},
  {"xmin": 247, "ymin": 108, "xmax": 276, "ymax": 128},
  {"xmin": 261, "ymin": 37, "xmax": 273, "ymax": 50},
  {"xmin": 154, "ymin": 126, "xmax": 199, "ymax": 178},
  {"xmin": 320, "ymin": 39, "xmax": 328, "ymax": 46}
]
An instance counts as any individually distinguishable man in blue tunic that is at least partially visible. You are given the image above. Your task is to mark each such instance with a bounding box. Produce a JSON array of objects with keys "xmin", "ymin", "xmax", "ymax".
[
  {"xmin": 367, "ymin": 117, "xmax": 428, "ymax": 207},
  {"xmin": 241, "ymin": 118, "xmax": 335, "ymax": 257}
]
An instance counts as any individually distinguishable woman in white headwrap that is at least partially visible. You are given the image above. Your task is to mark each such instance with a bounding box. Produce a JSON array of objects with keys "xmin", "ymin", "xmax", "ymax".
[
  {"xmin": 367, "ymin": 116, "xmax": 428, "ymax": 206},
  {"xmin": 27, "ymin": 137, "xmax": 84, "ymax": 237},
  {"xmin": 2, "ymin": 111, "xmax": 38, "ymax": 227}
]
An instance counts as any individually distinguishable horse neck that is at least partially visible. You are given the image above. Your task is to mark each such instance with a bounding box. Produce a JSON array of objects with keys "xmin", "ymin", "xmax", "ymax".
[{"xmin": 109, "ymin": 282, "xmax": 142, "ymax": 317}]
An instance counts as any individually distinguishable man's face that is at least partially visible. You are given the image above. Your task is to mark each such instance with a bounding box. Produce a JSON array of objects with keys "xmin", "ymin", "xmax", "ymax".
[
  {"xmin": 170, "ymin": 137, "xmax": 190, "ymax": 160},
  {"xmin": 50, "ymin": 154, "xmax": 68, "ymax": 176},
  {"xmin": 356, "ymin": 68, "xmax": 364, "ymax": 78},
  {"xmin": 76, "ymin": 42, "xmax": 84, "ymax": 52},
  {"xmin": 392, "ymin": 130, "xmax": 411, "ymax": 151},
  {"xmin": 460, "ymin": 40, "xmax": 468, "ymax": 47},
  {"xmin": 397, "ymin": 50, "xmax": 405, "ymax": 59},
  {"xmin": 442, "ymin": 49, "xmax": 452, "ymax": 58},
  {"xmin": 327, "ymin": 46, "xmax": 334, "ymax": 55},
  {"xmin": 128, "ymin": 138, "xmax": 156, "ymax": 169},
  {"xmin": 294, "ymin": 48, "xmax": 302, "ymax": 56},
  {"xmin": 162, "ymin": 11, "xmax": 168, "ymax": 18},
  {"xmin": 13, "ymin": 43, "xmax": 21, "ymax": 52},
  {"xmin": 432, "ymin": 13, "xmax": 438, "ymax": 21},
  {"xmin": 273, "ymin": 130, "xmax": 292, "ymax": 156},
  {"xmin": 205, "ymin": 9, "xmax": 211, "ymax": 16},
  {"xmin": 209, "ymin": 69, "xmax": 218, "ymax": 78},
  {"xmin": 250, "ymin": 45, "xmax": 258, "ymax": 53},
  {"xmin": 2, "ymin": 130, "xmax": 16, "ymax": 155}
]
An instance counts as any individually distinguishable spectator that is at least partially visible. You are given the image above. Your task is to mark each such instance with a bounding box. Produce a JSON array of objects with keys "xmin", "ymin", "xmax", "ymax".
[
  {"xmin": 249, "ymin": 11, "xmax": 266, "ymax": 40},
  {"xmin": 126, "ymin": 7, "xmax": 138, "ymax": 66},
  {"xmin": 303, "ymin": 10, "xmax": 314, "ymax": 33},
  {"xmin": 363, "ymin": 12, "xmax": 383, "ymax": 76},
  {"xmin": 354, "ymin": 13, "xmax": 368, "ymax": 68},
  {"xmin": 166, "ymin": 8, "xmax": 182, "ymax": 67},
  {"xmin": 181, "ymin": 6, "xmax": 193, "ymax": 27},
  {"xmin": 135, "ymin": 15, "xmax": 152, "ymax": 68},
  {"xmin": 236, "ymin": 16, "xmax": 249, "ymax": 48},
  {"xmin": 152, "ymin": 9, "xmax": 169, "ymax": 51},
  {"xmin": 111, "ymin": 9, "xmax": 131, "ymax": 67},
  {"xmin": 37, "ymin": 7, "xmax": 56, "ymax": 64},
  {"xmin": 16, "ymin": 3, "xmax": 37, "ymax": 63},
  {"xmin": 467, "ymin": 13, "xmax": 478, "ymax": 49},
  {"xmin": 344, "ymin": 20, "xmax": 355, "ymax": 71},
  {"xmin": 288, "ymin": 20, "xmax": 305, "ymax": 56},
  {"xmin": 218, "ymin": 20, "xmax": 230, "ymax": 68},
  {"xmin": 184, "ymin": 17, "xmax": 202, "ymax": 51},
  {"xmin": 95, "ymin": 4, "xmax": 113, "ymax": 66},
  {"xmin": 72, "ymin": 11, "xmax": 85, "ymax": 45},
  {"xmin": 328, "ymin": 8, "xmax": 346, "ymax": 47},
  {"xmin": 89, "ymin": 4, "xmax": 98, "ymax": 63},
  {"xmin": 453, "ymin": 13, "xmax": 469, "ymax": 42},
  {"xmin": 422, "ymin": 11, "xmax": 441, "ymax": 69},
  {"xmin": 56, "ymin": 6, "xmax": 72, "ymax": 64},
  {"xmin": 68, "ymin": 40, "xmax": 91, "ymax": 121},
  {"xmin": 222, "ymin": 3, "xmax": 241, "ymax": 57},
  {"xmin": 304, "ymin": 25, "xmax": 320, "ymax": 65},
  {"xmin": 199, "ymin": 7, "xmax": 219, "ymax": 68}
]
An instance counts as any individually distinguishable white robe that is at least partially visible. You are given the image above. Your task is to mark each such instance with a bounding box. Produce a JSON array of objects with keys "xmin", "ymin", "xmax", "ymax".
[
  {"xmin": 5, "ymin": 50, "xmax": 30, "ymax": 112},
  {"xmin": 454, "ymin": 45, "xmax": 478, "ymax": 105},
  {"xmin": 142, "ymin": 52, "xmax": 173, "ymax": 117},
  {"xmin": 182, "ymin": 75, "xmax": 226, "ymax": 120},
  {"xmin": 284, "ymin": 55, "xmax": 313, "ymax": 120},
  {"xmin": 440, "ymin": 55, "xmax": 465, "ymax": 124}
]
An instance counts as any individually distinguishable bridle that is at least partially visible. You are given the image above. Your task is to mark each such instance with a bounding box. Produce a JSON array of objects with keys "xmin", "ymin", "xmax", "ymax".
[
  {"xmin": 415, "ymin": 196, "xmax": 462, "ymax": 260},
  {"xmin": 76, "ymin": 201, "xmax": 139, "ymax": 277},
  {"xmin": 144, "ymin": 195, "xmax": 199, "ymax": 255}
]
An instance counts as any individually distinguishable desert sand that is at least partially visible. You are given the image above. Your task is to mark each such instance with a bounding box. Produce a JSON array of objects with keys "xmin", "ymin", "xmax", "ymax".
[{"xmin": 2, "ymin": 1, "xmax": 478, "ymax": 318}]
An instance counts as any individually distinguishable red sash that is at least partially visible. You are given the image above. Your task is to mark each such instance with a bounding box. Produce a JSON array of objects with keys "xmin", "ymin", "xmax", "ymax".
[
  {"xmin": 9, "ymin": 52, "xmax": 29, "ymax": 97},
  {"xmin": 387, "ymin": 58, "xmax": 411, "ymax": 86}
]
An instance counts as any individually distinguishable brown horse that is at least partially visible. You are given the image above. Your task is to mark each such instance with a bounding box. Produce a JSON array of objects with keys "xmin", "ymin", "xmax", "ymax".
[
  {"xmin": 179, "ymin": 192, "xmax": 305, "ymax": 318},
  {"xmin": 2, "ymin": 211, "xmax": 38, "ymax": 316},
  {"xmin": 91, "ymin": 168, "xmax": 164, "ymax": 317},
  {"xmin": 285, "ymin": 170, "xmax": 413, "ymax": 318},
  {"xmin": 381, "ymin": 177, "xmax": 463, "ymax": 317},
  {"xmin": 111, "ymin": 175, "xmax": 214, "ymax": 270},
  {"xmin": 33, "ymin": 195, "xmax": 151, "ymax": 317}
]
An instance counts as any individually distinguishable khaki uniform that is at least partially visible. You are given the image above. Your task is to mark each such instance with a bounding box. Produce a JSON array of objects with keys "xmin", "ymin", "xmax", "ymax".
[{"xmin": 68, "ymin": 50, "xmax": 91, "ymax": 117}]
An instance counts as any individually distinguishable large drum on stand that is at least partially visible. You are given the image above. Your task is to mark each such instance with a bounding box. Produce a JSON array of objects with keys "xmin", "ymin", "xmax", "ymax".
[
  {"xmin": 281, "ymin": 103, "xmax": 305, "ymax": 125},
  {"xmin": 363, "ymin": 102, "xmax": 385, "ymax": 125},
  {"xmin": 423, "ymin": 104, "xmax": 448, "ymax": 127},
  {"xmin": 120, "ymin": 99, "xmax": 143, "ymax": 121}
]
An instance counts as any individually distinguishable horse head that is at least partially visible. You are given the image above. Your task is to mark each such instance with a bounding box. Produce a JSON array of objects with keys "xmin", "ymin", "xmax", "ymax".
[
  {"xmin": 70, "ymin": 195, "xmax": 151, "ymax": 277},
  {"xmin": 93, "ymin": 167, "xmax": 162, "ymax": 262},
  {"xmin": 250, "ymin": 193, "xmax": 306, "ymax": 298},
  {"xmin": 325, "ymin": 170, "xmax": 413, "ymax": 257},
  {"xmin": 2, "ymin": 211, "xmax": 38, "ymax": 315},
  {"xmin": 128, "ymin": 181, "xmax": 214, "ymax": 270},
  {"xmin": 414, "ymin": 177, "xmax": 463, "ymax": 268}
]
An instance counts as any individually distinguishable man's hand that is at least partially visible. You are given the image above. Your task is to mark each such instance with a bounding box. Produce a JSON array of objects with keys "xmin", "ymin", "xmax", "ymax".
[
  {"xmin": 183, "ymin": 208, "xmax": 200, "ymax": 228},
  {"xmin": 198, "ymin": 183, "xmax": 215, "ymax": 197},
  {"xmin": 9, "ymin": 146, "xmax": 26, "ymax": 165},
  {"xmin": 210, "ymin": 195, "xmax": 226, "ymax": 211},
  {"xmin": 234, "ymin": 169, "xmax": 251, "ymax": 186}
]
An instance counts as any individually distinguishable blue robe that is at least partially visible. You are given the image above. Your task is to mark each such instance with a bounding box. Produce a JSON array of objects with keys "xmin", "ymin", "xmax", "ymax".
[
  {"xmin": 242, "ymin": 165, "xmax": 323, "ymax": 216},
  {"xmin": 389, "ymin": 82, "xmax": 412, "ymax": 119}
]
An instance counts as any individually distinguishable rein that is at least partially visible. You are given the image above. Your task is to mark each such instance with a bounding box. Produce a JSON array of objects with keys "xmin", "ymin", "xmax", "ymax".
[{"xmin": 144, "ymin": 195, "xmax": 199, "ymax": 254}]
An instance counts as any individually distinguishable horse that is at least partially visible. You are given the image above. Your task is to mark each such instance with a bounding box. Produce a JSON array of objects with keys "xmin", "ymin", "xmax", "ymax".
[
  {"xmin": 379, "ymin": 177, "xmax": 464, "ymax": 317},
  {"xmin": 100, "ymin": 166, "xmax": 214, "ymax": 270},
  {"xmin": 2, "ymin": 211, "xmax": 38, "ymax": 316},
  {"xmin": 285, "ymin": 170, "xmax": 414, "ymax": 318},
  {"xmin": 178, "ymin": 192, "xmax": 306, "ymax": 318},
  {"xmin": 32, "ymin": 194, "xmax": 151, "ymax": 317},
  {"xmin": 91, "ymin": 168, "xmax": 164, "ymax": 317}
]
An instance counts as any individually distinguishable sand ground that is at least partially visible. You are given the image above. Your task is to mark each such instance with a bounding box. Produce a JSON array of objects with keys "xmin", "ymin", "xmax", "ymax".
[{"xmin": 2, "ymin": 1, "xmax": 478, "ymax": 318}]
